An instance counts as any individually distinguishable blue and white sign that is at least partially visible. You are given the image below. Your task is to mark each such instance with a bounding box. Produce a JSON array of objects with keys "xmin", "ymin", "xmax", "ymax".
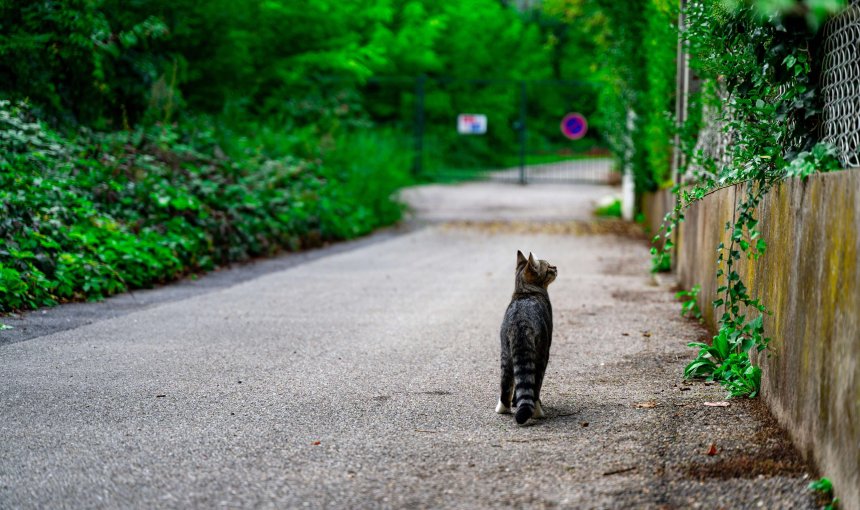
[
  {"xmin": 561, "ymin": 112, "xmax": 588, "ymax": 140},
  {"xmin": 457, "ymin": 114, "xmax": 487, "ymax": 135}
]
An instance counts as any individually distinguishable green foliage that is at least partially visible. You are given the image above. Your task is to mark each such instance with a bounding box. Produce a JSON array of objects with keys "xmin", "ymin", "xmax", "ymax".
[
  {"xmin": 809, "ymin": 477, "xmax": 834, "ymax": 494},
  {"xmin": 0, "ymin": 102, "xmax": 411, "ymax": 312},
  {"xmin": 641, "ymin": 0, "xmax": 679, "ymax": 187},
  {"xmin": 785, "ymin": 143, "xmax": 842, "ymax": 179},
  {"xmin": 0, "ymin": 1, "xmax": 574, "ymax": 128},
  {"xmin": 676, "ymin": 284, "xmax": 702, "ymax": 321},
  {"xmin": 317, "ymin": 129, "xmax": 413, "ymax": 238},
  {"xmin": 1, "ymin": 0, "xmax": 617, "ymax": 177},
  {"xmin": 0, "ymin": 0, "xmax": 171, "ymax": 127},
  {"xmin": 809, "ymin": 477, "xmax": 839, "ymax": 509}
]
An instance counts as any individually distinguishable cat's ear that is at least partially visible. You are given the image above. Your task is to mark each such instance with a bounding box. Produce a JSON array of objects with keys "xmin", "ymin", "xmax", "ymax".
[
  {"xmin": 526, "ymin": 252, "xmax": 539, "ymax": 273},
  {"xmin": 517, "ymin": 250, "xmax": 528, "ymax": 267}
]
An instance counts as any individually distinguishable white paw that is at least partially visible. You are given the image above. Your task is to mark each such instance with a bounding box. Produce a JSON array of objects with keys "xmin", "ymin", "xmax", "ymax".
[
  {"xmin": 495, "ymin": 400, "xmax": 511, "ymax": 414},
  {"xmin": 533, "ymin": 400, "xmax": 546, "ymax": 419}
]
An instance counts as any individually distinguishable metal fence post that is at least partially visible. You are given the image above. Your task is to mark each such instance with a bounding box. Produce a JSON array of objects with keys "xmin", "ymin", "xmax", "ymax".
[
  {"xmin": 519, "ymin": 80, "xmax": 527, "ymax": 185},
  {"xmin": 413, "ymin": 74, "xmax": 426, "ymax": 177}
]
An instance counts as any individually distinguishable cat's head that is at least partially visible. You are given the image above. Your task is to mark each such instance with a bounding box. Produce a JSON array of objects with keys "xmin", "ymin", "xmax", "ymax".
[{"xmin": 516, "ymin": 250, "xmax": 557, "ymax": 289}]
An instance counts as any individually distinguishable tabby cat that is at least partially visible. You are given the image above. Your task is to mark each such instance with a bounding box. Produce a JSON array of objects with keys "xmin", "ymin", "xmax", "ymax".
[{"xmin": 496, "ymin": 250, "xmax": 556, "ymax": 425}]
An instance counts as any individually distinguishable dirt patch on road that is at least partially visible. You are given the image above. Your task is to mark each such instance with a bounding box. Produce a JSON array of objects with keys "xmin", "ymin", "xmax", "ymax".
[
  {"xmin": 611, "ymin": 288, "xmax": 657, "ymax": 303},
  {"xmin": 684, "ymin": 454, "xmax": 808, "ymax": 480},
  {"xmin": 442, "ymin": 219, "xmax": 646, "ymax": 238},
  {"xmin": 681, "ymin": 402, "xmax": 810, "ymax": 480}
]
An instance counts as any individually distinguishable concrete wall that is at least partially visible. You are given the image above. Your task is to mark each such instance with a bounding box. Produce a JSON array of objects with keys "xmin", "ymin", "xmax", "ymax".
[
  {"xmin": 646, "ymin": 170, "xmax": 860, "ymax": 509},
  {"xmin": 641, "ymin": 188, "xmax": 675, "ymax": 248}
]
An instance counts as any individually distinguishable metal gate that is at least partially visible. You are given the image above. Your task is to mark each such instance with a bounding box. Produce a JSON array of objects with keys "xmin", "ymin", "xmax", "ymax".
[{"xmin": 410, "ymin": 77, "xmax": 616, "ymax": 184}]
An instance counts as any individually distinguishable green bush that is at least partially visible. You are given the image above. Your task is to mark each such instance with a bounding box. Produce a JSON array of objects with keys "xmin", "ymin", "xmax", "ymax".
[
  {"xmin": 0, "ymin": 102, "xmax": 411, "ymax": 312},
  {"xmin": 320, "ymin": 129, "xmax": 413, "ymax": 238},
  {"xmin": 594, "ymin": 196, "xmax": 622, "ymax": 218}
]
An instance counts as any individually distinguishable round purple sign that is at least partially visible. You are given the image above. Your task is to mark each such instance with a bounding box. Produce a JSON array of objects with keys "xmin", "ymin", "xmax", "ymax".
[{"xmin": 561, "ymin": 113, "xmax": 588, "ymax": 140}]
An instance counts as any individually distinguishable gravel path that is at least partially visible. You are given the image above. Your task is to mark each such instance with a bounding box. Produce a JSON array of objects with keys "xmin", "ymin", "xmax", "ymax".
[{"xmin": 0, "ymin": 182, "xmax": 819, "ymax": 509}]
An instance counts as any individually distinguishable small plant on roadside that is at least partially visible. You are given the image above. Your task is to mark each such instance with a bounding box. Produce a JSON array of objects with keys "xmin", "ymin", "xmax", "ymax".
[
  {"xmin": 650, "ymin": 247, "xmax": 671, "ymax": 273},
  {"xmin": 684, "ymin": 316, "xmax": 769, "ymax": 398},
  {"xmin": 676, "ymin": 284, "xmax": 702, "ymax": 321},
  {"xmin": 713, "ymin": 352, "xmax": 762, "ymax": 398},
  {"xmin": 594, "ymin": 196, "xmax": 622, "ymax": 218},
  {"xmin": 809, "ymin": 477, "xmax": 839, "ymax": 510}
]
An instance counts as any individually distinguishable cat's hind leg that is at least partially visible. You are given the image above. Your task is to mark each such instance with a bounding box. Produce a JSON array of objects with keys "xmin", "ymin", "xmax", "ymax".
[
  {"xmin": 496, "ymin": 354, "xmax": 514, "ymax": 414},
  {"xmin": 533, "ymin": 400, "xmax": 546, "ymax": 419},
  {"xmin": 533, "ymin": 360, "xmax": 547, "ymax": 419}
]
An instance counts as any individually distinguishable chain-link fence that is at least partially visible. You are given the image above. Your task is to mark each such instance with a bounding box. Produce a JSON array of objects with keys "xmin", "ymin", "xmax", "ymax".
[{"xmin": 819, "ymin": 0, "xmax": 860, "ymax": 168}]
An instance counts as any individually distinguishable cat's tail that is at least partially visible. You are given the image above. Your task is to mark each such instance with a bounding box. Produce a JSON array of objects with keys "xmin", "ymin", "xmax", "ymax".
[
  {"xmin": 515, "ymin": 401, "xmax": 534, "ymax": 425},
  {"xmin": 512, "ymin": 327, "xmax": 537, "ymax": 425}
]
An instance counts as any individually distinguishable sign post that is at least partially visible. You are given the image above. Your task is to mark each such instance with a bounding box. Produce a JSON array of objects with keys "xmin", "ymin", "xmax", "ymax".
[{"xmin": 519, "ymin": 81, "xmax": 527, "ymax": 185}]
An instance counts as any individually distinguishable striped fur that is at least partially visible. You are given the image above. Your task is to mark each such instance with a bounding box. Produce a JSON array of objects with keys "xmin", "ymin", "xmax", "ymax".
[{"xmin": 498, "ymin": 251, "xmax": 556, "ymax": 425}]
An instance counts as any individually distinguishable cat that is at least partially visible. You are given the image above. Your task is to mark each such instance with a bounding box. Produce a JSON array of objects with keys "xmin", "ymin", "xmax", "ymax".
[{"xmin": 496, "ymin": 250, "xmax": 556, "ymax": 425}]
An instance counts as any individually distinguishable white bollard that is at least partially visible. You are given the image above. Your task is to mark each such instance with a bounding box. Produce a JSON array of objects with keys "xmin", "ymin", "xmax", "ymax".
[{"xmin": 621, "ymin": 168, "xmax": 635, "ymax": 221}]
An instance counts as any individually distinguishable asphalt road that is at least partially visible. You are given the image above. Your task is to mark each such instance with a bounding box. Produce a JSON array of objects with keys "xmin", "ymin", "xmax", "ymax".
[{"xmin": 1, "ymin": 182, "xmax": 819, "ymax": 509}]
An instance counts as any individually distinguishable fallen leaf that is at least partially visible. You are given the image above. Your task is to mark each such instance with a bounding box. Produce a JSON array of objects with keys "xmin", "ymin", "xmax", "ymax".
[
  {"xmin": 621, "ymin": 333, "xmax": 630, "ymax": 337},
  {"xmin": 706, "ymin": 443, "xmax": 718, "ymax": 456},
  {"xmin": 603, "ymin": 466, "xmax": 637, "ymax": 476},
  {"xmin": 311, "ymin": 441, "xmax": 321, "ymax": 445},
  {"xmin": 704, "ymin": 401, "xmax": 730, "ymax": 407},
  {"xmin": 635, "ymin": 400, "xmax": 658, "ymax": 409}
]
